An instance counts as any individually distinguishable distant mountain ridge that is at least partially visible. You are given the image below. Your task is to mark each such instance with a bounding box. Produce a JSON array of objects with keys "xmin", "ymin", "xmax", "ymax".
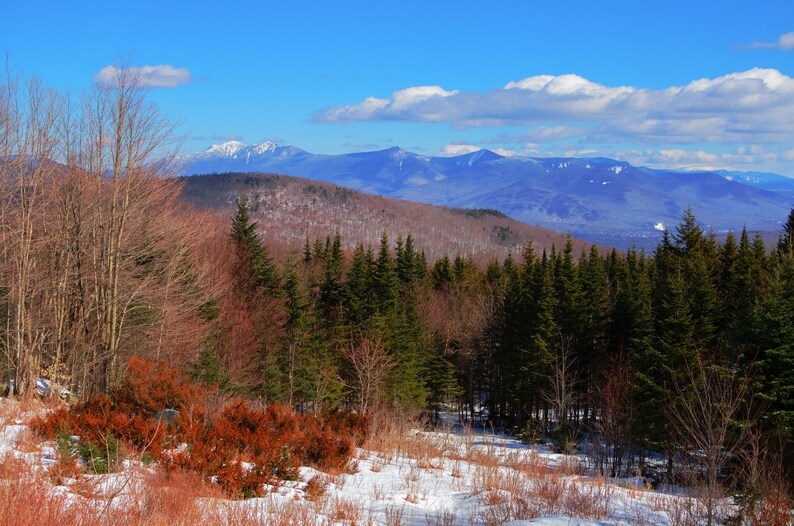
[{"xmin": 176, "ymin": 141, "xmax": 794, "ymax": 248}]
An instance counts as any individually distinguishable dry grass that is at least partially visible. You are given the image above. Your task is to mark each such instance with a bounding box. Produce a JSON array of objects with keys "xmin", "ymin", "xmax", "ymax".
[
  {"xmin": 424, "ymin": 509, "xmax": 457, "ymax": 526},
  {"xmin": 126, "ymin": 468, "xmax": 223, "ymax": 525},
  {"xmin": 3, "ymin": 406, "xmax": 788, "ymax": 526},
  {"xmin": 303, "ymin": 473, "xmax": 329, "ymax": 501},
  {"xmin": 0, "ymin": 453, "xmax": 100, "ymax": 526},
  {"xmin": 212, "ymin": 498, "xmax": 318, "ymax": 526},
  {"xmin": 326, "ymin": 496, "xmax": 362, "ymax": 523},
  {"xmin": 384, "ymin": 504, "xmax": 406, "ymax": 526}
]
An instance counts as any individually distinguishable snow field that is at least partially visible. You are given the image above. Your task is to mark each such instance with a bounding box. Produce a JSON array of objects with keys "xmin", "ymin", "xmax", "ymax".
[{"xmin": 0, "ymin": 398, "xmax": 734, "ymax": 525}]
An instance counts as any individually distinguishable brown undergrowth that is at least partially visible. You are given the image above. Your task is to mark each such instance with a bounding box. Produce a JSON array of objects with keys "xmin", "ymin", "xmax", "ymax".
[{"xmin": 31, "ymin": 357, "xmax": 370, "ymax": 498}]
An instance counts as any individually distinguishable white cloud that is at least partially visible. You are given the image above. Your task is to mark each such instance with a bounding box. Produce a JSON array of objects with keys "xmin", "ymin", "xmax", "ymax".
[
  {"xmin": 488, "ymin": 125, "xmax": 587, "ymax": 144},
  {"xmin": 492, "ymin": 148, "xmax": 520, "ymax": 157},
  {"xmin": 93, "ymin": 64, "xmax": 192, "ymax": 88},
  {"xmin": 436, "ymin": 143, "xmax": 519, "ymax": 157},
  {"xmin": 750, "ymin": 32, "xmax": 794, "ymax": 51},
  {"xmin": 437, "ymin": 144, "xmax": 480, "ymax": 156},
  {"xmin": 313, "ymin": 68, "xmax": 794, "ymax": 148},
  {"xmin": 318, "ymin": 85, "xmax": 458, "ymax": 122}
]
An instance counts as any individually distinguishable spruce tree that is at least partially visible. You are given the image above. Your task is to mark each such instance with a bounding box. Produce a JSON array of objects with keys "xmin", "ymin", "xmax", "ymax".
[
  {"xmin": 346, "ymin": 243, "xmax": 375, "ymax": 326},
  {"xmin": 374, "ymin": 232, "xmax": 400, "ymax": 314},
  {"xmin": 777, "ymin": 207, "xmax": 794, "ymax": 255},
  {"xmin": 756, "ymin": 248, "xmax": 794, "ymax": 442},
  {"xmin": 230, "ymin": 196, "xmax": 278, "ymax": 295},
  {"xmin": 431, "ymin": 255, "xmax": 453, "ymax": 290},
  {"xmin": 320, "ymin": 234, "xmax": 345, "ymax": 321}
]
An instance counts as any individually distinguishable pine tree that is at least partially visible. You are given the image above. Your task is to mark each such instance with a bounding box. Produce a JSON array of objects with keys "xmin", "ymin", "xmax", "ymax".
[
  {"xmin": 755, "ymin": 248, "xmax": 794, "ymax": 442},
  {"xmin": 777, "ymin": 207, "xmax": 794, "ymax": 255},
  {"xmin": 580, "ymin": 245, "xmax": 610, "ymax": 415},
  {"xmin": 431, "ymin": 255, "xmax": 453, "ymax": 290},
  {"xmin": 674, "ymin": 206, "xmax": 704, "ymax": 257},
  {"xmin": 373, "ymin": 232, "xmax": 400, "ymax": 315},
  {"xmin": 230, "ymin": 196, "xmax": 278, "ymax": 295},
  {"xmin": 414, "ymin": 250, "xmax": 429, "ymax": 284},
  {"xmin": 281, "ymin": 264, "xmax": 335, "ymax": 409},
  {"xmin": 320, "ymin": 234, "xmax": 345, "ymax": 321},
  {"xmin": 396, "ymin": 233, "xmax": 418, "ymax": 286},
  {"xmin": 346, "ymin": 243, "xmax": 375, "ymax": 326}
]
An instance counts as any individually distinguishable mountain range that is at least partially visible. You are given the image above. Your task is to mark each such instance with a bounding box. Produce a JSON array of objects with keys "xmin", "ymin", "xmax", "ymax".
[{"xmin": 175, "ymin": 141, "xmax": 794, "ymax": 248}]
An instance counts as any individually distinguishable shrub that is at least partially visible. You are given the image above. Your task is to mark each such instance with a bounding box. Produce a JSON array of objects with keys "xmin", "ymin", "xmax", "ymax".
[
  {"xmin": 322, "ymin": 410, "xmax": 371, "ymax": 447},
  {"xmin": 33, "ymin": 358, "xmax": 369, "ymax": 498},
  {"xmin": 78, "ymin": 432, "xmax": 122, "ymax": 474}
]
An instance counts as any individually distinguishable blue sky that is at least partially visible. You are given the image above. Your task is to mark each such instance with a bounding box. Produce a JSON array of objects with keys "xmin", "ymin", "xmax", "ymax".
[{"xmin": 4, "ymin": 0, "xmax": 794, "ymax": 174}]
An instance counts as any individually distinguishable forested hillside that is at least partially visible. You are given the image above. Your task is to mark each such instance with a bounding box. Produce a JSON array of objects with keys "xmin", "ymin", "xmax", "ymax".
[{"xmin": 179, "ymin": 171, "xmax": 595, "ymax": 262}]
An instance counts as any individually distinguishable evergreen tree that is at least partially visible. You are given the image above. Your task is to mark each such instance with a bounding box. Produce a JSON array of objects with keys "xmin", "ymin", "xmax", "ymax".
[
  {"xmin": 373, "ymin": 232, "xmax": 400, "ymax": 314},
  {"xmin": 396, "ymin": 234, "xmax": 418, "ymax": 286},
  {"xmin": 431, "ymin": 255, "xmax": 453, "ymax": 290},
  {"xmin": 230, "ymin": 196, "xmax": 279, "ymax": 295},
  {"xmin": 756, "ymin": 249, "xmax": 794, "ymax": 442},
  {"xmin": 319, "ymin": 234, "xmax": 345, "ymax": 321},
  {"xmin": 414, "ymin": 250, "xmax": 429, "ymax": 284},
  {"xmin": 281, "ymin": 264, "xmax": 336, "ymax": 409},
  {"xmin": 346, "ymin": 243, "xmax": 375, "ymax": 326},
  {"xmin": 777, "ymin": 207, "xmax": 794, "ymax": 255}
]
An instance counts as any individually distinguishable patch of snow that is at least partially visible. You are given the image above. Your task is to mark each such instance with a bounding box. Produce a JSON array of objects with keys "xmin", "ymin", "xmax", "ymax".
[
  {"xmin": 655, "ymin": 222, "xmax": 666, "ymax": 231},
  {"xmin": 611, "ymin": 166, "xmax": 624, "ymax": 175},
  {"xmin": 407, "ymin": 176, "xmax": 429, "ymax": 186},
  {"xmin": 207, "ymin": 141, "xmax": 245, "ymax": 157},
  {"xmin": 0, "ymin": 402, "xmax": 732, "ymax": 526},
  {"xmin": 254, "ymin": 141, "xmax": 277, "ymax": 154}
]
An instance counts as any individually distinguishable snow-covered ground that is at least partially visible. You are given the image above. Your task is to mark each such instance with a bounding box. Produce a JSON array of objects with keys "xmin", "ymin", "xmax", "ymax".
[{"xmin": 0, "ymin": 398, "xmax": 731, "ymax": 525}]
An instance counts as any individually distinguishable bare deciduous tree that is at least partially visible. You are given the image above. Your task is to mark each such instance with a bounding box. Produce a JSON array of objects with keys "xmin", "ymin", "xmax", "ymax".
[
  {"xmin": 543, "ymin": 334, "xmax": 580, "ymax": 453},
  {"xmin": 342, "ymin": 334, "xmax": 395, "ymax": 413},
  {"xmin": 667, "ymin": 353, "xmax": 752, "ymax": 526},
  {"xmin": 0, "ymin": 67, "xmax": 62, "ymax": 396},
  {"xmin": 0, "ymin": 61, "xmax": 218, "ymax": 398}
]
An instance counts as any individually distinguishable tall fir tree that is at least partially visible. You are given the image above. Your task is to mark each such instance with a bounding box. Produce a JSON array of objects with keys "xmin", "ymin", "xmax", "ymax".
[{"xmin": 230, "ymin": 196, "xmax": 279, "ymax": 296}]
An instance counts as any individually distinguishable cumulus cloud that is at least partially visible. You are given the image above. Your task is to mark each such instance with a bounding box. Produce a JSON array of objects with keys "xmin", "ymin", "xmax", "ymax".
[
  {"xmin": 312, "ymin": 69, "xmax": 794, "ymax": 147},
  {"xmin": 436, "ymin": 143, "xmax": 519, "ymax": 158},
  {"xmin": 437, "ymin": 144, "xmax": 480, "ymax": 157},
  {"xmin": 315, "ymin": 85, "xmax": 459, "ymax": 122},
  {"xmin": 93, "ymin": 64, "xmax": 192, "ymax": 88},
  {"xmin": 750, "ymin": 32, "xmax": 794, "ymax": 50}
]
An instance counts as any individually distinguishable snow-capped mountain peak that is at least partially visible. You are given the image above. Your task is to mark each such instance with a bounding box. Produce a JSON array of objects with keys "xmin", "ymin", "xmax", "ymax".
[
  {"xmin": 206, "ymin": 140, "xmax": 246, "ymax": 157},
  {"xmin": 254, "ymin": 141, "xmax": 277, "ymax": 154}
]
